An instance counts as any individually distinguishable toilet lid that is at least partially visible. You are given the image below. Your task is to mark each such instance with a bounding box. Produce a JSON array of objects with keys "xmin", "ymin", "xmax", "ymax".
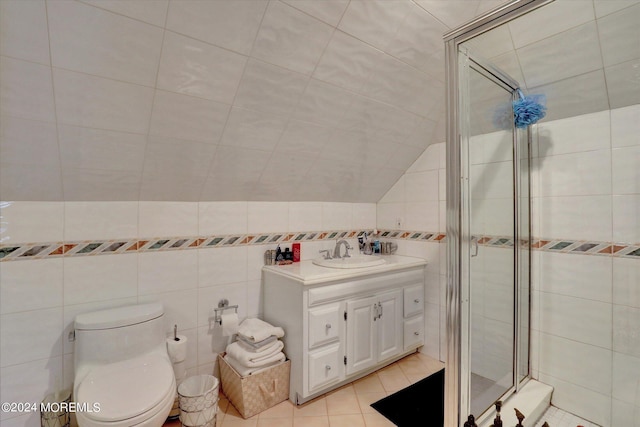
[{"xmin": 76, "ymin": 354, "xmax": 174, "ymax": 422}]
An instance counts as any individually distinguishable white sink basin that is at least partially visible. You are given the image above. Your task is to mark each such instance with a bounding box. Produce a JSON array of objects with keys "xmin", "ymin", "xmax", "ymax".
[{"xmin": 312, "ymin": 256, "xmax": 386, "ymax": 269}]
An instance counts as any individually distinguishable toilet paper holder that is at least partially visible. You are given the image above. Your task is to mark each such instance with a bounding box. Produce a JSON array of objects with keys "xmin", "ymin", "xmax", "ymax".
[{"xmin": 213, "ymin": 299, "xmax": 238, "ymax": 325}]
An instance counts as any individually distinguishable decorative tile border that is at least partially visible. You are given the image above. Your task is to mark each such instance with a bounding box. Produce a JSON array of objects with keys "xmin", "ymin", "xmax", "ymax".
[{"xmin": 0, "ymin": 229, "xmax": 638, "ymax": 261}]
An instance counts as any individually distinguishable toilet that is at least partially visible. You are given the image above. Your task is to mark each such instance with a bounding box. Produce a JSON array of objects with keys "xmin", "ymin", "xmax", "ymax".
[{"xmin": 73, "ymin": 303, "xmax": 176, "ymax": 427}]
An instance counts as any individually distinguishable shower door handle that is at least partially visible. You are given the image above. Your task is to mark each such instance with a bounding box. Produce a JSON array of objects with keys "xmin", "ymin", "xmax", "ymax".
[{"xmin": 471, "ymin": 236, "xmax": 479, "ymax": 257}]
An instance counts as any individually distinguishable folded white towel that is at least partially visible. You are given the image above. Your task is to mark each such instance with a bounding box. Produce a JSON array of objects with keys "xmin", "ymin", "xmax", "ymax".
[
  {"xmin": 237, "ymin": 337, "xmax": 282, "ymax": 354},
  {"xmin": 226, "ymin": 341, "xmax": 285, "ymax": 367},
  {"xmin": 237, "ymin": 334, "xmax": 277, "ymax": 350},
  {"xmin": 224, "ymin": 354, "xmax": 285, "ymax": 377},
  {"xmin": 237, "ymin": 318, "xmax": 285, "ymax": 343}
]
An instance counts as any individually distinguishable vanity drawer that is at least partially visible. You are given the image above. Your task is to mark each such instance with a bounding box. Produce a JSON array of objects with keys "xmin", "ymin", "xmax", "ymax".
[
  {"xmin": 403, "ymin": 285, "xmax": 424, "ymax": 318},
  {"xmin": 308, "ymin": 344, "xmax": 342, "ymax": 392},
  {"xmin": 308, "ymin": 303, "xmax": 341, "ymax": 349},
  {"xmin": 403, "ymin": 316, "xmax": 424, "ymax": 350}
]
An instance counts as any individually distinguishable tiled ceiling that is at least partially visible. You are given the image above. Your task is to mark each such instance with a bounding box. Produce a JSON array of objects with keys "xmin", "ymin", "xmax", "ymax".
[
  {"xmin": 0, "ymin": 0, "xmax": 507, "ymax": 202},
  {"xmin": 465, "ymin": 0, "xmax": 640, "ymax": 134},
  {"xmin": 1, "ymin": 1, "xmax": 636, "ymax": 202}
]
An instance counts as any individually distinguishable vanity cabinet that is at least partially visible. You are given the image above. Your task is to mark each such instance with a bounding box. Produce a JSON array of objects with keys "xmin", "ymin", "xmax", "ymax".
[{"xmin": 262, "ymin": 256, "xmax": 427, "ymax": 404}]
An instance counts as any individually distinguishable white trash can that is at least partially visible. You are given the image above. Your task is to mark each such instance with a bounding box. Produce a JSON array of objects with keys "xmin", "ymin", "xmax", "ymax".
[{"xmin": 178, "ymin": 375, "xmax": 219, "ymax": 427}]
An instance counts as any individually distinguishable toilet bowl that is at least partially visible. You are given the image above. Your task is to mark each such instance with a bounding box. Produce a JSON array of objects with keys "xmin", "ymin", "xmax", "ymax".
[{"xmin": 73, "ymin": 303, "xmax": 176, "ymax": 427}]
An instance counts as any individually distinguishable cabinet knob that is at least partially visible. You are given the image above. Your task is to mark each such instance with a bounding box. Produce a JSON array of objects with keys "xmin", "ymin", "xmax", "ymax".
[
  {"xmin": 414, "ymin": 299, "xmax": 420, "ymax": 303},
  {"xmin": 414, "ymin": 331, "xmax": 420, "ymax": 336},
  {"xmin": 325, "ymin": 365, "xmax": 332, "ymax": 370},
  {"xmin": 326, "ymin": 323, "xmax": 332, "ymax": 329}
]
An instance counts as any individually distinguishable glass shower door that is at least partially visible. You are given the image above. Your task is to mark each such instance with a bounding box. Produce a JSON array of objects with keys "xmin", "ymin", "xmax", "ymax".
[{"xmin": 459, "ymin": 50, "xmax": 527, "ymax": 418}]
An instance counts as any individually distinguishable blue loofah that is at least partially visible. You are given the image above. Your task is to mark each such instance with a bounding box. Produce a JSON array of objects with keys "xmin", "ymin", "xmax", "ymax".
[{"xmin": 513, "ymin": 91, "xmax": 546, "ymax": 128}]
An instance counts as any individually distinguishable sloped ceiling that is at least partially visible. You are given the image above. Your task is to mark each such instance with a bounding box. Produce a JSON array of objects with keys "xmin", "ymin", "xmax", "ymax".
[{"xmin": 0, "ymin": 0, "xmax": 508, "ymax": 202}]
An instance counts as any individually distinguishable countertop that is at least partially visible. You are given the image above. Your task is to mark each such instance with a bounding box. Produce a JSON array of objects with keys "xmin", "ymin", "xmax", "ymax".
[{"xmin": 262, "ymin": 255, "xmax": 427, "ymax": 286}]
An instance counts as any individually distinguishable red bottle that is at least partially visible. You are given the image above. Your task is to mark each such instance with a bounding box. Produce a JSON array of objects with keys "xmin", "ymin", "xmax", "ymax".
[{"xmin": 292, "ymin": 243, "xmax": 301, "ymax": 262}]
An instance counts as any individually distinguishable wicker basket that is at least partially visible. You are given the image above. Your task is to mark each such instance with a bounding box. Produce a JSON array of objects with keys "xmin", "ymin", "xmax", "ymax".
[{"xmin": 218, "ymin": 354, "xmax": 290, "ymax": 419}]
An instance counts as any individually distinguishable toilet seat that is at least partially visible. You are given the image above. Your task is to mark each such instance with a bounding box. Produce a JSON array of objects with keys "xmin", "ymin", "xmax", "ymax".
[{"xmin": 76, "ymin": 353, "xmax": 174, "ymax": 423}]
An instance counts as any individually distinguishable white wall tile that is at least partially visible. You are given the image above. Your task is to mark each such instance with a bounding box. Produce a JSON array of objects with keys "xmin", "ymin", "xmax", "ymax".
[
  {"xmin": 199, "ymin": 202, "xmax": 248, "ymax": 236},
  {"xmin": 598, "ymin": 4, "xmax": 640, "ymax": 67},
  {"xmin": 405, "ymin": 202, "xmax": 439, "ymax": 231},
  {"xmin": 53, "ymin": 68, "xmax": 154, "ymax": 134},
  {"xmin": 246, "ymin": 279, "xmax": 262, "ymax": 319},
  {"xmin": 138, "ymin": 202, "xmax": 198, "ymax": 238},
  {"xmin": 322, "ymin": 202, "xmax": 352, "ymax": 230},
  {"xmin": 539, "ymin": 292, "xmax": 612, "ymax": 348},
  {"xmin": 537, "ymin": 372, "xmax": 611, "ymax": 427},
  {"xmin": 62, "ymin": 168, "xmax": 141, "ymax": 202},
  {"xmin": 538, "ymin": 252, "xmax": 612, "ymax": 302},
  {"xmin": 48, "ymin": 0, "xmax": 163, "ymax": 87},
  {"xmin": 613, "ymin": 195, "xmax": 640, "ymax": 243},
  {"xmin": 613, "ymin": 305, "xmax": 640, "ymax": 358},
  {"xmin": 288, "ymin": 202, "xmax": 322, "ymax": 231},
  {"xmin": 611, "ymin": 104, "xmax": 640, "ymax": 148},
  {"xmin": 198, "ymin": 247, "xmax": 248, "ymax": 288},
  {"xmin": 407, "ymin": 144, "xmax": 440, "ymax": 173},
  {"xmin": 0, "ymin": 259, "xmax": 63, "ymax": 315},
  {"xmin": 157, "ymin": 31, "xmax": 247, "ymax": 104},
  {"xmin": 0, "ymin": 357, "xmax": 63, "ymax": 422},
  {"xmin": 197, "ymin": 282, "xmax": 248, "ymax": 327},
  {"xmin": 138, "ymin": 289, "xmax": 198, "ymax": 333},
  {"xmin": 612, "ymin": 146, "xmax": 640, "ymax": 195},
  {"xmin": 405, "ymin": 170, "xmax": 438, "ymax": 202},
  {"xmin": 0, "ymin": 308, "xmax": 62, "ymax": 367},
  {"xmin": 0, "ymin": 0, "xmax": 50, "ymax": 65},
  {"xmin": 0, "ymin": 201, "xmax": 63, "ymax": 244},
  {"xmin": 538, "ymin": 149, "xmax": 612, "ymax": 197},
  {"xmin": 0, "ymin": 57, "xmax": 55, "ymax": 123},
  {"xmin": 537, "ymin": 195, "xmax": 612, "ymax": 242},
  {"xmin": 351, "ymin": 203, "xmax": 376, "ymax": 229},
  {"xmin": 613, "ymin": 257, "xmax": 640, "ymax": 309},
  {"xmin": 247, "ymin": 202, "xmax": 288, "ymax": 233},
  {"xmin": 138, "ymin": 250, "xmax": 198, "ymax": 295},
  {"xmin": 537, "ymin": 110, "xmax": 610, "ymax": 157},
  {"xmin": 165, "ymin": 0, "xmax": 267, "ymax": 56},
  {"xmin": 538, "ymin": 333, "xmax": 612, "ymax": 395},
  {"xmin": 376, "ymin": 202, "xmax": 404, "ymax": 230},
  {"xmin": 252, "ymin": 1, "xmax": 333, "ymax": 75},
  {"xmin": 1, "ymin": 116, "xmax": 58, "ymax": 170},
  {"xmin": 63, "ymin": 254, "xmax": 138, "ymax": 305},
  {"xmin": 149, "ymin": 90, "xmax": 230, "ymax": 145},
  {"xmin": 612, "ymin": 351, "xmax": 640, "ymax": 404},
  {"xmin": 64, "ymin": 202, "xmax": 138, "ymax": 241}
]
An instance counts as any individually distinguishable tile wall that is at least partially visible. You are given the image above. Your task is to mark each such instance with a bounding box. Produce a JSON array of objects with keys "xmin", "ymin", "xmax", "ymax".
[
  {"xmin": 530, "ymin": 104, "xmax": 640, "ymax": 427},
  {"xmin": 377, "ymin": 142, "xmax": 447, "ymax": 362},
  {"xmin": 0, "ymin": 201, "xmax": 380, "ymax": 427}
]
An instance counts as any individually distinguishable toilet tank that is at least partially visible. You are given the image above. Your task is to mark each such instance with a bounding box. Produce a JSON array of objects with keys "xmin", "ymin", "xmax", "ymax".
[{"xmin": 74, "ymin": 303, "xmax": 167, "ymax": 367}]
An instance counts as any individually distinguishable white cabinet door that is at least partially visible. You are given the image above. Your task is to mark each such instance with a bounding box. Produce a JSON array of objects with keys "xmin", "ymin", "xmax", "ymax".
[
  {"xmin": 345, "ymin": 296, "xmax": 377, "ymax": 376},
  {"xmin": 308, "ymin": 343, "xmax": 342, "ymax": 392},
  {"xmin": 377, "ymin": 289, "xmax": 403, "ymax": 362}
]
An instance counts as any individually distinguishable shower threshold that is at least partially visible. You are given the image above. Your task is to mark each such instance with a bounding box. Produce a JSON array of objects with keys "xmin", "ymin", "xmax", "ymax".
[{"xmin": 477, "ymin": 380, "xmax": 552, "ymax": 427}]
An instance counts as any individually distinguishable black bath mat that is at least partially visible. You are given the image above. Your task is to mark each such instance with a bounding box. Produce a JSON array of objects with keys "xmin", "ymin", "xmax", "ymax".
[{"xmin": 371, "ymin": 368, "xmax": 444, "ymax": 427}]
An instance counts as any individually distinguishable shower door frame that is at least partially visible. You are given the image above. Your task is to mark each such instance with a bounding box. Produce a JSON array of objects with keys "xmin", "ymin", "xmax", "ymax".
[{"xmin": 443, "ymin": 1, "xmax": 553, "ymax": 426}]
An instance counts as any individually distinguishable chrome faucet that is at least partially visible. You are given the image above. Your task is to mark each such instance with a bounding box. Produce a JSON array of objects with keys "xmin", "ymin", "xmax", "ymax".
[{"xmin": 333, "ymin": 239, "xmax": 352, "ymax": 259}]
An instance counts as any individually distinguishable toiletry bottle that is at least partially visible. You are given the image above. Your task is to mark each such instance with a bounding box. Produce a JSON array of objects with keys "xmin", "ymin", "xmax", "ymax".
[
  {"xmin": 284, "ymin": 247, "xmax": 293, "ymax": 261},
  {"xmin": 275, "ymin": 245, "xmax": 283, "ymax": 262},
  {"xmin": 292, "ymin": 243, "xmax": 301, "ymax": 262}
]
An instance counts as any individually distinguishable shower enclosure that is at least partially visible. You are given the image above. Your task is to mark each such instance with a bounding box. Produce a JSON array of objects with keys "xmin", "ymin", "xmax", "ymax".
[{"xmin": 444, "ymin": 1, "xmax": 547, "ymax": 425}]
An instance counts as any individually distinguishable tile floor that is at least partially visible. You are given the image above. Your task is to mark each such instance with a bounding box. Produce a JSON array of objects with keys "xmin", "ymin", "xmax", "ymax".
[
  {"xmin": 165, "ymin": 351, "xmax": 444, "ymax": 427},
  {"xmin": 533, "ymin": 406, "xmax": 599, "ymax": 427}
]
